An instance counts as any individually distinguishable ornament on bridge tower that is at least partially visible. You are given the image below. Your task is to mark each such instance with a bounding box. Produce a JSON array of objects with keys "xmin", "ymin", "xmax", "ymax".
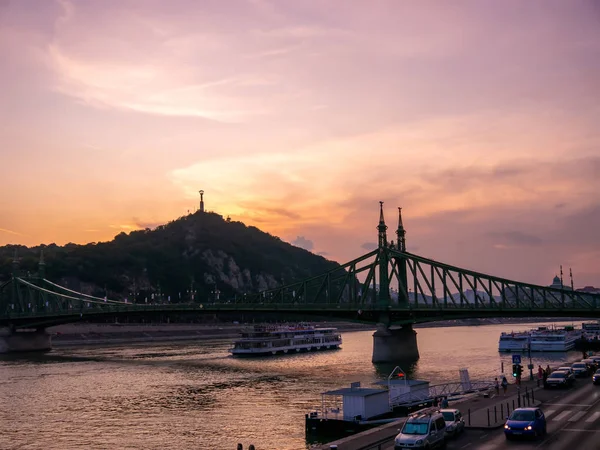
[
  {"xmin": 377, "ymin": 201, "xmax": 388, "ymax": 249},
  {"xmin": 396, "ymin": 207, "xmax": 406, "ymax": 252}
]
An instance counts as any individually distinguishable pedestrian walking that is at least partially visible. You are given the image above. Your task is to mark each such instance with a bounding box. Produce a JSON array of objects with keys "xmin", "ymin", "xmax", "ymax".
[
  {"xmin": 501, "ymin": 376, "xmax": 508, "ymax": 396},
  {"xmin": 441, "ymin": 396, "xmax": 449, "ymax": 408},
  {"xmin": 494, "ymin": 378, "xmax": 500, "ymax": 397},
  {"xmin": 537, "ymin": 365, "xmax": 543, "ymax": 387}
]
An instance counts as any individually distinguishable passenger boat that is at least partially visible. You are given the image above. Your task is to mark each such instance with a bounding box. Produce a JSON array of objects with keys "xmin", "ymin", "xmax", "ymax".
[
  {"xmin": 582, "ymin": 321, "xmax": 600, "ymax": 339},
  {"xmin": 529, "ymin": 326, "xmax": 580, "ymax": 352},
  {"xmin": 583, "ymin": 321, "xmax": 600, "ymax": 332},
  {"xmin": 229, "ymin": 323, "xmax": 342, "ymax": 356},
  {"xmin": 498, "ymin": 332, "xmax": 530, "ymax": 352}
]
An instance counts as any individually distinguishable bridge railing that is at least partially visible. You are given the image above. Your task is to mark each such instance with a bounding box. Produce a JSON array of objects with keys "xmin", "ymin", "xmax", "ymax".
[{"xmin": 389, "ymin": 380, "xmax": 495, "ymax": 408}]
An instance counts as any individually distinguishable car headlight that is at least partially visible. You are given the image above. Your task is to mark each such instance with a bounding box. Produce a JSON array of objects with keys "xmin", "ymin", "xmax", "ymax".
[
  {"xmin": 526, "ymin": 425, "xmax": 532, "ymax": 430},
  {"xmin": 505, "ymin": 424, "xmax": 510, "ymax": 430},
  {"xmin": 415, "ymin": 439, "xmax": 423, "ymax": 445}
]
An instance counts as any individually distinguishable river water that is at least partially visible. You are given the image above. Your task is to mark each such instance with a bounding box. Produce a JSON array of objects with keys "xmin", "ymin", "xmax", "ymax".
[{"xmin": 0, "ymin": 321, "xmax": 584, "ymax": 450}]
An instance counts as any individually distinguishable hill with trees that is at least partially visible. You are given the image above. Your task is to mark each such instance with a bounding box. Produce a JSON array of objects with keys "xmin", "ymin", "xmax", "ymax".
[{"xmin": 0, "ymin": 212, "xmax": 340, "ymax": 303}]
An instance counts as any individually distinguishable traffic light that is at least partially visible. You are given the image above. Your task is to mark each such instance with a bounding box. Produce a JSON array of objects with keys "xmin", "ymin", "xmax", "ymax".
[{"xmin": 512, "ymin": 364, "xmax": 518, "ymax": 377}]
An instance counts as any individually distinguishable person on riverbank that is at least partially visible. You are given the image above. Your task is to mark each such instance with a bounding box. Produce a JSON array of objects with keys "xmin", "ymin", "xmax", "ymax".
[
  {"xmin": 494, "ymin": 378, "xmax": 500, "ymax": 396},
  {"xmin": 501, "ymin": 376, "xmax": 508, "ymax": 396},
  {"xmin": 441, "ymin": 396, "xmax": 449, "ymax": 408},
  {"xmin": 537, "ymin": 365, "xmax": 544, "ymax": 387},
  {"xmin": 545, "ymin": 364, "xmax": 551, "ymax": 376}
]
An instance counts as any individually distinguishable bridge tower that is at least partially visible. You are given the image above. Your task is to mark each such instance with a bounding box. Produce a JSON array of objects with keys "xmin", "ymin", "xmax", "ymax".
[
  {"xmin": 377, "ymin": 201, "xmax": 390, "ymax": 308},
  {"xmin": 372, "ymin": 204, "xmax": 419, "ymax": 363},
  {"xmin": 1, "ymin": 250, "xmax": 52, "ymax": 353},
  {"xmin": 396, "ymin": 207, "xmax": 409, "ymax": 306}
]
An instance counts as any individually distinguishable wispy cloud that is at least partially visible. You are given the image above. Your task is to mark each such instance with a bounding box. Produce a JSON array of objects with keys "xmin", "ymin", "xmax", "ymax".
[
  {"xmin": 291, "ymin": 235, "xmax": 314, "ymax": 251},
  {"xmin": 487, "ymin": 231, "xmax": 544, "ymax": 247},
  {"xmin": 0, "ymin": 227, "xmax": 24, "ymax": 236},
  {"xmin": 1, "ymin": 0, "xmax": 599, "ymax": 285}
]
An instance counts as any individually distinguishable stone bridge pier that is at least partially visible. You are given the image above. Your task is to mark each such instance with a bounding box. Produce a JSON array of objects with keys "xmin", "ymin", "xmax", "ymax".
[
  {"xmin": 372, "ymin": 323, "xmax": 419, "ymax": 363},
  {"xmin": 0, "ymin": 328, "xmax": 52, "ymax": 353}
]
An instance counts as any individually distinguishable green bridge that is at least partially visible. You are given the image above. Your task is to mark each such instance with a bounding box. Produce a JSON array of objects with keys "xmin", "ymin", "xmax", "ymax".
[{"xmin": 1, "ymin": 203, "xmax": 598, "ymax": 360}]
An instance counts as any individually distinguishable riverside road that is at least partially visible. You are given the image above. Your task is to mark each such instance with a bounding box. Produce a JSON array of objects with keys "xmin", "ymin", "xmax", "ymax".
[{"xmin": 378, "ymin": 380, "xmax": 600, "ymax": 450}]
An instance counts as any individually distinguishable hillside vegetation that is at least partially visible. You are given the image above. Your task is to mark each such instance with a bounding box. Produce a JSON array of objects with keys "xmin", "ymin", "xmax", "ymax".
[{"xmin": 0, "ymin": 212, "xmax": 340, "ymax": 302}]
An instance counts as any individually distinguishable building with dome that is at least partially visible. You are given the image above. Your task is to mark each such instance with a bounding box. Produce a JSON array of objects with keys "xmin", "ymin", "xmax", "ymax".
[{"xmin": 549, "ymin": 275, "xmax": 571, "ymax": 290}]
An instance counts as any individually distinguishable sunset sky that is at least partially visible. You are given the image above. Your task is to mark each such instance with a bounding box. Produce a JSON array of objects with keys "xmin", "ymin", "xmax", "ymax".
[{"xmin": 1, "ymin": 0, "xmax": 599, "ymax": 287}]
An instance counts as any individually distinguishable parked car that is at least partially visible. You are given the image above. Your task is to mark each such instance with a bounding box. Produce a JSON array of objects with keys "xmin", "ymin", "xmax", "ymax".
[
  {"xmin": 557, "ymin": 366, "xmax": 574, "ymax": 375},
  {"xmin": 440, "ymin": 408, "xmax": 465, "ymax": 438},
  {"xmin": 504, "ymin": 407, "xmax": 547, "ymax": 440},
  {"xmin": 582, "ymin": 359, "xmax": 598, "ymax": 372},
  {"xmin": 593, "ymin": 369, "xmax": 600, "ymax": 386},
  {"xmin": 571, "ymin": 362, "xmax": 590, "ymax": 377},
  {"xmin": 394, "ymin": 408, "xmax": 447, "ymax": 449},
  {"xmin": 544, "ymin": 370, "xmax": 575, "ymax": 388}
]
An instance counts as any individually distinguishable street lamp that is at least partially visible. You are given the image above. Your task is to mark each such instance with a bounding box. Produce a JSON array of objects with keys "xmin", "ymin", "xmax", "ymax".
[{"xmin": 528, "ymin": 341, "xmax": 534, "ymax": 381}]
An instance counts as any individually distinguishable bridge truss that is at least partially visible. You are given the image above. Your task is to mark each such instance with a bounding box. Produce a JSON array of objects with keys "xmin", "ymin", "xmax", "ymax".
[{"xmin": 1, "ymin": 205, "xmax": 599, "ymax": 329}]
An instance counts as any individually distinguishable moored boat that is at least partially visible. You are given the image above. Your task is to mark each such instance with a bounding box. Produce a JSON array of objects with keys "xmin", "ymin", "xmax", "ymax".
[
  {"xmin": 529, "ymin": 326, "xmax": 580, "ymax": 352},
  {"xmin": 229, "ymin": 323, "xmax": 342, "ymax": 356},
  {"xmin": 498, "ymin": 331, "xmax": 530, "ymax": 352}
]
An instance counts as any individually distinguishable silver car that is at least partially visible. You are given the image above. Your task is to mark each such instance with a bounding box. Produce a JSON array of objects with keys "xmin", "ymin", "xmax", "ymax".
[
  {"xmin": 394, "ymin": 409, "xmax": 447, "ymax": 449},
  {"xmin": 440, "ymin": 408, "xmax": 465, "ymax": 437}
]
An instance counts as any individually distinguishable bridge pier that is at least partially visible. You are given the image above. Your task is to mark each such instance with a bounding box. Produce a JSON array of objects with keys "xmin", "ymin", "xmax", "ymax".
[
  {"xmin": 372, "ymin": 323, "xmax": 419, "ymax": 363},
  {"xmin": 0, "ymin": 328, "xmax": 52, "ymax": 353}
]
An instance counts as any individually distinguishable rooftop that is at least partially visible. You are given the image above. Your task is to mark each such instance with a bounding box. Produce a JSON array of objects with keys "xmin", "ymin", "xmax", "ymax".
[
  {"xmin": 375, "ymin": 379, "xmax": 429, "ymax": 386},
  {"xmin": 322, "ymin": 387, "xmax": 388, "ymax": 397}
]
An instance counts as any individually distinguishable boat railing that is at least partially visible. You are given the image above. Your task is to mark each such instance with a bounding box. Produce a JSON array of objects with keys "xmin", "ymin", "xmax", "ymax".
[{"xmin": 389, "ymin": 380, "xmax": 495, "ymax": 408}]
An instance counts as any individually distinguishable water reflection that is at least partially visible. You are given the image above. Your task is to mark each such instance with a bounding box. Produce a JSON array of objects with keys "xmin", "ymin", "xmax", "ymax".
[
  {"xmin": 372, "ymin": 358, "xmax": 419, "ymax": 379},
  {"xmin": 0, "ymin": 321, "xmax": 585, "ymax": 450}
]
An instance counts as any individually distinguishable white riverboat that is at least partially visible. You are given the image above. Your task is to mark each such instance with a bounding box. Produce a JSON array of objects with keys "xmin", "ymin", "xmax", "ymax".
[
  {"xmin": 528, "ymin": 326, "xmax": 581, "ymax": 352},
  {"xmin": 229, "ymin": 323, "xmax": 342, "ymax": 356},
  {"xmin": 583, "ymin": 321, "xmax": 600, "ymax": 337},
  {"xmin": 498, "ymin": 331, "xmax": 530, "ymax": 352}
]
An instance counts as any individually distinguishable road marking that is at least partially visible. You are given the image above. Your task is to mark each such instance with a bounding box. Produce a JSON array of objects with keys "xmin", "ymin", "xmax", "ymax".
[
  {"xmin": 586, "ymin": 411, "xmax": 600, "ymax": 422},
  {"xmin": 562, "ymin": 428, "xmax": 600, "ymax": 432},
  {"xmin": 568, "ymin": 411, "xmax": 586, "ymax": 422},
  {"xmin": 544, "ymin": 409, "xmax": 556, "ymax": 418},
  {"xmin": 545, "ymin": 403, "xmax": 592, "ymax": 407},
  {"xmin": 460, "ymin": 443, "xmax": 472, "ymax": 448},
  {"xmin": 479, "ymin": 433, "xmax": 488, "ymax": 439},
  {"xmin": 552, "ymin": 410, "xmax": 571, "ymax": 421}
]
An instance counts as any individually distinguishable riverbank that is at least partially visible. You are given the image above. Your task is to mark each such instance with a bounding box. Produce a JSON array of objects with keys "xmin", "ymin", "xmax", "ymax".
[
  {"xmin": 48, "ymin": 322, "xmax": 376, "ymax": 347},
  {"xmin": 42, "ymin": 316, "xmax": 585, "ymax": 348}
]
